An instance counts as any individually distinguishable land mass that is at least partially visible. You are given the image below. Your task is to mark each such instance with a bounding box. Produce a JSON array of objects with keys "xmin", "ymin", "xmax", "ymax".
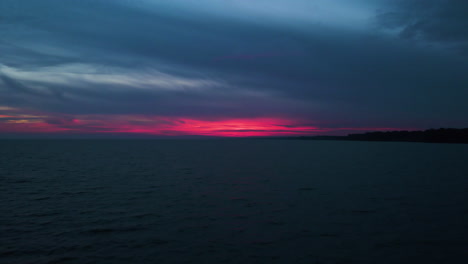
[{"xmin": 286, "ymin": 128, "xmax": 468, "ymax": 144}]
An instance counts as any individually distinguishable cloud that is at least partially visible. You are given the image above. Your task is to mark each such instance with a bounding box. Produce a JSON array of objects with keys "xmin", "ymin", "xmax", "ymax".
[
  {"xmin": 377, "ymin": 0, "xmax": 468, "ymax": 53},
  {"xmin": 0, "ymin": 62, "xmax": 295, "ymax": 120},
  {"xmin": 0, "ymin": 64, "xmax": 223, "ymax": 92},
  {"xmin": 0, "ymin": 0, "xmax": 467, "ymax": 136},
  {"xmin": 130, "ymin": 0, "xmax": 377, "ymax": 30}
]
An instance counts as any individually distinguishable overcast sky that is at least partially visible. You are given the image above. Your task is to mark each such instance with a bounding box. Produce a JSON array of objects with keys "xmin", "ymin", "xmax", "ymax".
[{"xmin": 1, "ymin": 0, "xmax": 467, "ymax": 136}]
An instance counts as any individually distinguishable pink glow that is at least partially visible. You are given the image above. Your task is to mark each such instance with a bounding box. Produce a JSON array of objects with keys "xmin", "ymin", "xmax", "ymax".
[
  {"xmin": 0, "ymin": 107, "xmax": 414, "ymax": 137},
  {"xmin": 108, "ymin": 118, "xmax": 321, "ymax": 137}
]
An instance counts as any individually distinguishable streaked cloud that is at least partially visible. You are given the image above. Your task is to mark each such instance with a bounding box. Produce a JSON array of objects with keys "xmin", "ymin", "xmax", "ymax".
[{"xmin": 1, "ymin": 64, "xmax": 224, "ymax": 92}]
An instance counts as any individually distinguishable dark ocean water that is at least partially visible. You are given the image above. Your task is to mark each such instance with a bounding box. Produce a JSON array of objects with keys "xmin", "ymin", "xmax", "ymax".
[{"xmin": 1, "ymin": 139, "xmax": 468, "ymax": 264}]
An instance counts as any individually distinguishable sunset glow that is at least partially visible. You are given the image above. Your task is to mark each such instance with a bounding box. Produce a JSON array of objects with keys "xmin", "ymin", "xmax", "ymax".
[{"xmin": 0, "ymin": 107, "xmax": 409, "ymax": 137}]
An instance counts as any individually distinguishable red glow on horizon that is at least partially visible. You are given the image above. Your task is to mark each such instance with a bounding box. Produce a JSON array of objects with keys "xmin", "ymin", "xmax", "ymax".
[
  {"xmin": 0, "ymin": 107, "xmax": 415, "ymax": 137},
  {"xmin": 108, "ymin": 118, "xmax": 322, "ymax": 137}
]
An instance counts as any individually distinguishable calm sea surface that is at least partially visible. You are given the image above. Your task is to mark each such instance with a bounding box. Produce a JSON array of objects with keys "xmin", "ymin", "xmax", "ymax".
[{"xmin": 1, "ymin": 139, "xmax": 468, "ymax": 264}]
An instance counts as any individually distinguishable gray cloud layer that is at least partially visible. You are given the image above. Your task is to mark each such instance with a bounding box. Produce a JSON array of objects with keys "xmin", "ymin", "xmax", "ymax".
[{"xmin": 1, "ymin": 0, "xmax": 467, "ymax": 129}]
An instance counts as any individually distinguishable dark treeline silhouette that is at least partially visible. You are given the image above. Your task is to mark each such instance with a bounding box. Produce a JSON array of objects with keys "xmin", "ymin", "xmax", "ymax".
[{"xmin": 289, "ymin": 128, "xmax": 468, "ymax": 144}]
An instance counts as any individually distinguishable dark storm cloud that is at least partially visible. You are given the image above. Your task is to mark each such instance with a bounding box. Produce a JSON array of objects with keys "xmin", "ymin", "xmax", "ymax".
[{"xmin": 0, "ymin": 0, "xmax": 467, "ymax": 129}]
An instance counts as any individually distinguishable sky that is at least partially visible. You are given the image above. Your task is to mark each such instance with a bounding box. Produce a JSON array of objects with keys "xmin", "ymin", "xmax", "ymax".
[{"xmin": 1, "ymin": 0, "xmax": 467, "ymax": 137}]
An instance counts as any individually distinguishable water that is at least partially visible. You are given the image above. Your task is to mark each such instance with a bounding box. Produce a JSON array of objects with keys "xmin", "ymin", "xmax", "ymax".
[{"xmin": 1, "ymin": 139, "xmax": 468, "ymax": 264}]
